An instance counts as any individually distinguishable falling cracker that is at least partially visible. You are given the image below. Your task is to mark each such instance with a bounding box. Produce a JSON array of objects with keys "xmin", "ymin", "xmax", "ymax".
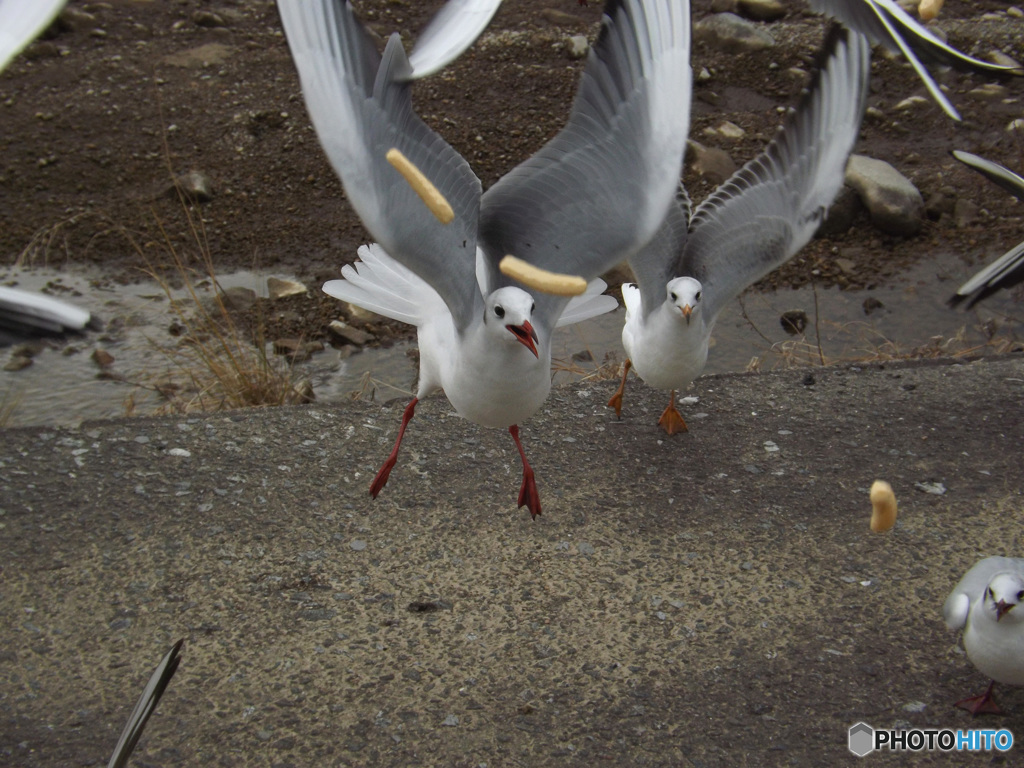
[
  {"xmin": 918, "ymin": 0, "xmax": 943, "ymax": 21},
  {"xmin": 869, "ymin": 480, "xmax": 897, "ymax": 533},
  {"xmin": 499, "ymin": 255, "xmax": 588, "ymax": 297},
  {"xmin": 386, "ymin": 148, "xmax": 454, "ymax": 225}
]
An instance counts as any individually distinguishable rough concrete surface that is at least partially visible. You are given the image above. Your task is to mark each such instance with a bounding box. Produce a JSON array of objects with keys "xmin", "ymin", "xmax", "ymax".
[{"xmin": 2, "ymin": 356, "xmax": 1024, "ymax": 767}]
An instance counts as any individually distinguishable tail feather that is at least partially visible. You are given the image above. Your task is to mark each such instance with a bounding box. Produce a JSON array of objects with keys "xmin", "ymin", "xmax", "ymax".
[
  {"xmin": 323, "ymin": 243, "xmax": 444, "ymax": 326},
  {"xmin": 556, "ymin": 278, "xmax": 619, "ymax": 327}
]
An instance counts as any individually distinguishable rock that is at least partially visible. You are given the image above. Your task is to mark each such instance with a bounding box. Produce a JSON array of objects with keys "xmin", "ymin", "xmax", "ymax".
[
  {"xmin": 565, "ymin": 35, "xmax": 589, "ymax": 60},
  {"xmin": 170, "ymin": 170, "xmax": 214, "ymax": 203},
  {"xmin": 160, "ymin": 43, "xmax": 234, "ymax": 69},
  {"xmin": 342, "ymin": 302, "xmax": 378, "ymax": 323},
  {"xmin": 193, "ymin": 11, "xmax": 226, "ymax": 28},
  {"xmin": 539, "ymin": 9, "xmax": 582, "ymax": 27},
  {"xmin": 328, "ymin": 320, "xmax": 373, "ymax": 347},
  {"xmin": 1008, "ymin": 118, "xmax": 1024, "ymax": 133},
  {"xmin": 816, "ymin": 185, "xmax": 860, "ymax": 237},
  {"xmin": 988, "ymin": 50, "xmax": 1022, "ymax": 70},
  {"xmin": 272, "ymin": 338, "xmax": 323, "ymax": 362},
  {"xmin": 954, "ymin": 198, "xmax": 979, "ymax": 229},
  {"xmin": 693, "ymin": 14, "xmax": 775, "ymax": 54},
  {"xmin": 894, "ymin": 95, "xmax": 929, "ymax": 112},
  {"xmin": 710, "ymin": 0, "xmax": 738, "ymax": 11},
  {"xmin": 737, "ymin": 0, "xmax": 788, "ymax": 22},
  {"xmin": 705, "ymin": 121, "xmax": 745, "ymax": 140},
  {"xmin": 219, "ymin": 286, "xmax": 257, "ymax": 312},
  {"xmin": 924, "ymin": 190, "xmax": 955, "ymax": 221},
  {"xmin": 3, "ymin": 355, "xmax": 32, "ymax": 372},
  {"xmin": 780, "ymin": 310, "xmax": 807, "ymax": 335},
  {"xmin": 844, "ymin": 155, "xmax": 924, "ymax": 236},
  {"xmin": 862, "ymin": 297, "xmax": 884, "ymax": 315},
  {"xmin": 291, "ymin": 379, "xmax": 315, "ymax": 404},
  {"xmin": 92, "ymin": 348, "xmax": 115, "ymax": 368},
  {"xmin": 687, "ymin": 140, "xmax": 736, "ymax": 184},
  {"xmin": 267, "ymin": 277, "xmax": 307, "ymax": 300},
  {"xmin": 966, "ymin": 83, "xmax": 1007, "ymax": 101},
  {"xmin": 834, "ymin": 257, "xmax": 857, "ymax": 276}
]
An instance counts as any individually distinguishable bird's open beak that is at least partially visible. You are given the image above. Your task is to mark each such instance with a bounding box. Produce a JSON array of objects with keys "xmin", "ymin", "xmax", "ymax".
[
  {"xmin": 997, "ymin": 600, "xmax": 1014, "ymax": 621},
  {"xmin": 680, "ymin": 304, "xmax": 692, "ymax": 325},
  {"xmin": 508, "ymin": 321, "xmax": 539, "ymax": 358}
]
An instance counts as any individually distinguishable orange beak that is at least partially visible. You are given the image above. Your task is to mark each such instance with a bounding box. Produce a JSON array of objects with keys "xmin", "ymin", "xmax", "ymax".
[
  {"xmin": 681, "ymin": 304, "xmax": 692, "ymax": 325},
  {"xmin": 508, "ymin": 321, "xmax": 539, "ymax": 358}
]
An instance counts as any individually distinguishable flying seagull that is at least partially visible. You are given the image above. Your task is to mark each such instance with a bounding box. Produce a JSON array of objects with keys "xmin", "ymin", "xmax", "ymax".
[
  {"xmin": 278, "ymin": 0, "xmax": 692, "ymax": 516},
  {"xmin": 947, "ymin": 151, "xmax": 1024, "ymax": 309},
  {"xmin": 608, "ymin": 26, "xmax": 871, "ymax": 433},
  {"xmin": 944, "ymin": 557, "xmax": 1024, "ymax": 716},
  {"xmin": 807, "ymin": 0, "xmax": 1020, "ymax": 121}
]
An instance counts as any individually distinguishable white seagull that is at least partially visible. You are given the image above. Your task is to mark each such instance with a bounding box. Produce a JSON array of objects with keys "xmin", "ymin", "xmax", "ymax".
[
  {"xmin": 808, "ymin": 0, "xmax": 1021, "ymax": 121},
  {"xmin": 948, "ymin": 151, "xmax": 1024, "ymax": 308},
  {"xmin": 944, "ymin": 557, "xmax": 1024, "ymax": 716},
  {"xmin": 278, "ymin": 0, "xmax": 692, "ymax": 517},
  {"xmin": 608, "ymin": 26, "xmax": 871, "ymax": 433},
  {"xmin": 0, "ymin": 284, "xmax": 91, "ymax": 345}
]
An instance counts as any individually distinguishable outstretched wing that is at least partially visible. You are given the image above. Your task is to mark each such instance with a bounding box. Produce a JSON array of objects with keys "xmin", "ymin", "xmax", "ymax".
[
  {"xmin": 0, "ymin": 0, "xmax": 66, "ymax": 72},
  {"xmin": 948, "ymin": 152, "xmax": 1024, "ymax": 308},
  {"xmin": 808, "ymin": 0, "xmax": 1020, "ymax": 120},
  {"xmin": 677, "ymin": 26, "xmax": 871, "ymax": 324},
  {"xmin": 479, "ymin": 0, "xmax": 692, "ymax": 332},
  {"xmin": 106, "ymin": 640, "xmax": 183, "ymax": 768},
  {"xmin": 407, "ymin": 0, "xmax": 503, "ymax": 79},
  {"xmin": 278, "ymin": 0, "xmax": 484, "ymax": 331}
]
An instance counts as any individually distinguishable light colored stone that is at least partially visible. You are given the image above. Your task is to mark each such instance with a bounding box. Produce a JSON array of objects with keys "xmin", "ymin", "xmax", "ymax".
[
  {"xmin": 693, "ymin": 13, "xmax": 775, "ymax": 54},
  {"xmin": 687, "ymin": 140, "xmax": 736, "ymax": 185},
  {"xmin": 737, "ymin": 0, "xmax": 787, "ymax": 22},
  {"xmin": 328, "ymin": 320, "xmax": 372, "ymax": 347},
  {"xmin": 267, "ymin": 277, "xmax": 307, "ymax": 300},
  {"xmin": 565, "ymin": 35, "xmax": 588, "ymax": 60},
  {"xmin": 844, "ymin": 155, "xmax": 924, "ymax": 236}
]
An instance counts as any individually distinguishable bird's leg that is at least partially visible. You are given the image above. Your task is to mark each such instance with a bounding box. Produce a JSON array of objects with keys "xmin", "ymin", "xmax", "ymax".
[
  {"xmin": 606, "ymin": 358, "xmax": 633, "ymax": 418},
  {"xmin": 509, "ymin": 424, "xmax": 541, "ymax": 519},
  {"xmin": 955, "ymin": 680, "xmax": 1004, "ymax": 716},
  {"xmin": 658, "ymin": 390, "xmax": 688, "ymax": 435},
  {"xmin": 369, "ymin": 397, "xmax": 418, "ymax": 499}
]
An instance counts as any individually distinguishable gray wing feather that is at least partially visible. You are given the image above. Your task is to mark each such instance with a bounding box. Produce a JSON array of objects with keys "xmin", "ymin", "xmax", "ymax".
[
  {"xmin": 808, "ymin": 0, "xmax": 1020, "ymax": 121},
  {"xmin": 676, "ymin": 26, "xmax": 871, "ymax": 324},
  {"xmin": 278, "ymin": 0, "xmax": 483, "ymax": 331},
  {"xmin": 479, "ymin": 0, "xmax": 692, "ymax": 332},
  {"xmin": 628, "ymin": 184, "xmax": 691, "ymax": 316},
  {"xmin": 107, "ymin": 640, "xmax": 183, "ymax": 768},
  {"xmin": 406, "ymin": 0, "xmax": 503, "ymax": 79}
]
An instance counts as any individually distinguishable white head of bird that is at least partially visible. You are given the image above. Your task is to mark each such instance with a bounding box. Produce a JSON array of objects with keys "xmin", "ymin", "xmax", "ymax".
[
  {"xmin": 984, "ymin": 573, "xmax": 1024, "ymax": 624},
  {"xmin": 666, "ymin": 276, "xmax": 703, "ymax": 326},
  {"xmin": 485, "ymin": 286, "xmax": 539, "ymax": 358}
]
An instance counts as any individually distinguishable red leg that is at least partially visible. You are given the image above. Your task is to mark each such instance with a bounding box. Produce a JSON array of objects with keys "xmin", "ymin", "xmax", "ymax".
[
  {"xmin": 369, "ymin": 397, "xmax": 418, "ymax": 499},
  {"xmin": 607, "ymin": 358, "xmax": 632, "ymax": 418},
  {"xmin": 658, "ymin": 389, "xmax": 688, "ymax": 435},
  {"xmin": 955, "ymin": 680, "xmax": 1004, "ymax": 716},
  {"xmin": 509, "ymin": 425, "xmax": 542, "ymax": 519}
]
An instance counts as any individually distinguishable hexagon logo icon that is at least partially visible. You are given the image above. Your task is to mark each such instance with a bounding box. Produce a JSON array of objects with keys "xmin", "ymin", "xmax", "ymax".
[{"xmin": 849, "ymin": 722, "xmax": 874, "ymax": 757}]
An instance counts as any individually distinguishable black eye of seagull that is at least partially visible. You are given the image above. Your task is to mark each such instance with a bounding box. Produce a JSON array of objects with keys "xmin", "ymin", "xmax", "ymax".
[
  {"xmin": 530, "ymin": 302, "xmax": 535, "ymax": 314},
  {"xmin": 494, "ymin": 306, "xmax": 505, "ymax": 319},
  {"xmin": 670, "ymin": 292, "xmax": 677, "ymax": 302},
  {"xmin": 1017, "ymin": 590, "xmax": 1024, "ymax": 601},
  {"xmin": 695, "ymin": 290, "xmax": 702, "ymax": 301}
]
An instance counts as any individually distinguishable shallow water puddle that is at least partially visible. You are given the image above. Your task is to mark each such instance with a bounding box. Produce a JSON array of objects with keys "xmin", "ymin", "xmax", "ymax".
[{"xmin": 0, "ymin": 256, "xmax": 1020, "ymax": 428}]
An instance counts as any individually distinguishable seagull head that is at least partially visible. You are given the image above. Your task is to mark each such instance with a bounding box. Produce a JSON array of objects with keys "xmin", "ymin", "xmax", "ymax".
[
  {"xmin": 486, "ymin": 287, "xmax": 539, "ymax": 358},
  {"xmin": 666, "ymin": 276, "xmax": 703, "ymax": 326},
  {"xmin": 984, "ymin": 573, "xmax": 1024, "ymax": 622}
]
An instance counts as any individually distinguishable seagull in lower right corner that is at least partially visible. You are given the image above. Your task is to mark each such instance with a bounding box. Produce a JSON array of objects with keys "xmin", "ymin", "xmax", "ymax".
[
  {"xmin": 608, "ymin": 26, "xmax": 871, "ymax": 434},
  {"xmin": 947, "ymin": 151, "xmax": 1024, "ymax": 309},
  {"xmin": 944, "ymin": 557, "xmax": 1024, "ymax": 716}
]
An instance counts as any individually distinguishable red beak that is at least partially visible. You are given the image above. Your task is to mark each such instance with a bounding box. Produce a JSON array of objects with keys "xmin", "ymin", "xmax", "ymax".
[
  {"xmin": 508, "ymin": 321, "xmax": 539, "ymax": 358},
  {"xmin": 997, "ymin": 600, "xmax": 1014, "ymax": 621}
]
